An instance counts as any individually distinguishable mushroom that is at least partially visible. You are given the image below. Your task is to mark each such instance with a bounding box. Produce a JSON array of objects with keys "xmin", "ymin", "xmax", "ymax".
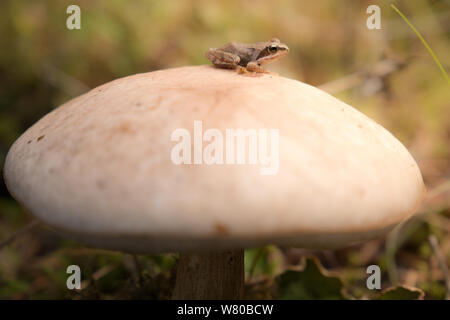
[{"xmin": 3, "ymin": 66, "xmax": 425, "ymax": 299}]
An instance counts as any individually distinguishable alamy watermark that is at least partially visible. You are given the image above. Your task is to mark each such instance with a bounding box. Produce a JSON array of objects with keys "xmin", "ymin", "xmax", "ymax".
[
  {"xmin": 366, "ymin": 5, "xmax": 381, "ymax": 30},
  {"xmin": 170, "ymin": 121, "xmax": 279, "ymax": 175},
  {"xmin": 366, "ymin": 264, "xmax": 381, "ymax": 290},
  {"xmin": 66, "ymin": 5, "xmax": 81, "ymax": 30},
  {"xmin": 66, "ymin": 265, "xmax": 81, "ymax": 290}
]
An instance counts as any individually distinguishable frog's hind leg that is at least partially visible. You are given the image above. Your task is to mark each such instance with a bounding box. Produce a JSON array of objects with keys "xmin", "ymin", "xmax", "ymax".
[{"xmin": 206, "ymin": 49, "xmax": 240, "ymax": 69}]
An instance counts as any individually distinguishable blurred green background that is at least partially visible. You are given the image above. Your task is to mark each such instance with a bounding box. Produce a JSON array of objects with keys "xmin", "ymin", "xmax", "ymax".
[{"xmin": 0, "ymin": 0, "xmax": 449, "ymax": 299}]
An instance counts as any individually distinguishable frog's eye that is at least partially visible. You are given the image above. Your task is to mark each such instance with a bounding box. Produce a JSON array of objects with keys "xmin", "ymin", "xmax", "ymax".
[{"xmin": 268, "ymin": 45, "xmax": 278, "ymax": 53}]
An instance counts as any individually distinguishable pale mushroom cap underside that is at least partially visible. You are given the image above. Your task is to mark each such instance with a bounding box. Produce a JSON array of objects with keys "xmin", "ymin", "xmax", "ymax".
[{"xmin": 3, "ymin": 66, "xmax": 425, "ymax": 253}]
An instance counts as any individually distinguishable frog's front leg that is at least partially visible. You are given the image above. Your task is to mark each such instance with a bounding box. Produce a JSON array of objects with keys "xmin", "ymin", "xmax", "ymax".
[
  {"xmin": 245, "ymin": 62, "xmax": 278, "ymax": 76},
  {"xmin": 246, "ymin": 61, "xmax": 266, "ymax": 73},
  {"xmin": 240, "ymin": 61, "xmax": 267, "ymax": 77},
  {"xmin": 206, "ymin": 49, "xmax": 240, "ymax": 69}
]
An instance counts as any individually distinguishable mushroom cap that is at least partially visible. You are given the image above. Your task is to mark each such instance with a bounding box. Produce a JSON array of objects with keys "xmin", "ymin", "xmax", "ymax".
[{"xmin": 3, "ymin": 66, "xmax": 425, "ymax": 253}]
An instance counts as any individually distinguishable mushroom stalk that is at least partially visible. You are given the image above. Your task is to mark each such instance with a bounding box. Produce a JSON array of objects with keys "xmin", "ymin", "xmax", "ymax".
[{"xmin": 172, "ymin": 249, "xmax": 244, "ymax": 299}]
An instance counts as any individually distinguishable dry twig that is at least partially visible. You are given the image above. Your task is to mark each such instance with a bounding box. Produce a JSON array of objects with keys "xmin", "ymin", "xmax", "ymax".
[
  {"xmin": 80, "ymin": 265, "xmax": 115, "ymax": 290},
  {"xmin": 318, "ymin": 58, "xmax": 406, "ymax": 95},
  {"xmin": 428, "ymin": 235, "xmax": 450, "ymax": 300},
  {"xmin": 0, "ymin": 220, "xmax": 40, "ymax": 250}
]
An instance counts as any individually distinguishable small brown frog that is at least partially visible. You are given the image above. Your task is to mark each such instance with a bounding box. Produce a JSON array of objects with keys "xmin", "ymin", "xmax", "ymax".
[{"xmin": 206, "ymin": 38, "xmax": 289, "ymax": 74}]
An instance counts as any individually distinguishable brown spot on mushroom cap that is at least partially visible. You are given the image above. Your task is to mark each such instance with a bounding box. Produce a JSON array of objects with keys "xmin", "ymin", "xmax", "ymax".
[
  {"xmin": 96, "ymin": 180, "xmax": 106, "ymax": 189},
  {"xmin": 358, "ymin": 188, "xmax": 366, "ymax": 198},
  {"xmin": 117, "ymin": 122, "xmax": 134, "ymax": 134},
  {"xmin": 215, "ymin": 223, "xmax": 229, "ymax": 235}
]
